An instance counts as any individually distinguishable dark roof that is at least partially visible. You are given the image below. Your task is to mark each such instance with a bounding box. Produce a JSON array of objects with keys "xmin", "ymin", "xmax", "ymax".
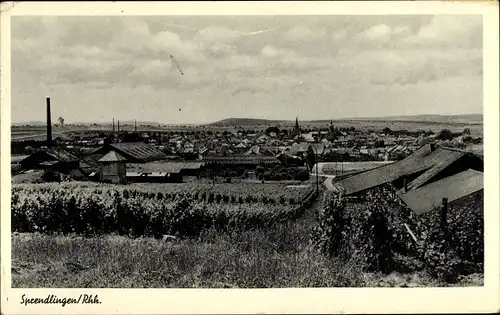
[
  {"xmin": 46, "ymin": 148, "xmax": 80, "ymax": 162},
  {"xmin": 40, "ymin": 161, "xmax": 58, "ymax": 166},
  {"xmin": 399, "ymin": 169, "xmax": 483, "ymax": 215},
  {"xmin": 128, "ymin": 162, "xmax": 204, "ymax": 173},
  {"xmin": 311, "ymin": 143, "xmax": 326, "ymax": 155},
  {"xmin": 81, "ymin": 153, "xmax": 105, "ymax": 168},
  {"xmin": 321, "ymin": 161, "xmax": 395, "ymax": 175},
  {"xmin": 24, "ymin": 148, "xmax": 80, "ymax": 163},
  {"xmin": 288, "ymin": 143, "xmax": 311, "ymax": 155},
  {"xmin": 244, "ymin": 145, "xmax": 276, "ymax": 156},
  {"xmin": 53, "ymin": 134, "xmax": 71, "ymax": 141},
  {"xmin": 405, "ymin": 150, "xmax": 479, "ymax": 190},
  {"xmin": 204, "ymin": 155, "xmax": 280, "ymax": 165},
  {"xmin": 334, "ymin": 144, "xmax": 469, "ymax": 195},
  {"xmin": 93, "ymin": 142, "xmax": 167, "ymax": 163},
  {"xmin": 11, "ymin": 155, "xmax": 30, "ymax": 163}
]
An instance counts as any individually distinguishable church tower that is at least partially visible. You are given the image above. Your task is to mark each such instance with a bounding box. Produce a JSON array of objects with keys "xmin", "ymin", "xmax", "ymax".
[{"xmin": 293, "ymin": 117, "xmax": 301, "ymax": 135}]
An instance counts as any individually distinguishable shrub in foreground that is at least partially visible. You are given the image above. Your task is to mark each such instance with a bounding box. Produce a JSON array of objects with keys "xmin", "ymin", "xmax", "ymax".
[{"xmin": 310, "ymin": 186, "xmax": 484, "ymax": 283}]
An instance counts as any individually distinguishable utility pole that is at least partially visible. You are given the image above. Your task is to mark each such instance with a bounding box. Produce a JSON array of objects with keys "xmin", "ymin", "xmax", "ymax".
[
  {"xmin": 46, "ymin": 97, "xmax": 52, "ymax": 148},
  {"xmin": 440, "ymin": 197, "xmax": 448, "ymax": 231},
  {"xmin": 212, "ymin": 162, "xmax": 216, "ymax": 187},
  {"xmin": 315, "ymin": 139, "xmax": 319, "ymax": 194}
]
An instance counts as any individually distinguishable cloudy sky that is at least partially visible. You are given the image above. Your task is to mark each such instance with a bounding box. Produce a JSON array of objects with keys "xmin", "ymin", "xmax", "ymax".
[{"xmin": 11, "ymin": 15, "xmax": 482, "ymax": 124}]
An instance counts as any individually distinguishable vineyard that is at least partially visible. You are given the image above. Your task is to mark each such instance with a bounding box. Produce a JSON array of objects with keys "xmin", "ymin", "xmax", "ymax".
[
  {"xmin": 10, "ymin": 180, "xmax": 483, "ymax": 287},
  {"xmin": 13, "ymin": 182, "xmax": 312, "ymax": 205},
  {"xmin": 311, "ymin": 185, "xmax": 484, "ymax": 283},
  {"xmin": 11, "ymin": 182, "xmax": 317, "ymax": 238}
]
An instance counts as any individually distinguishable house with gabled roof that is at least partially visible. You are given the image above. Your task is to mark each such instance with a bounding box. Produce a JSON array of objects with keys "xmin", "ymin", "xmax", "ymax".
[
  {"xmin": 89, "ymin": 142, "xmax": 167, "ymax": 164},
  {"xmin": 329, "ymin": 144, "xmax": 483, "ymax": 197},
  {"xmin": 98, "ymin": 151, "xmax": 127, "ymax": 184},
  {"xmin": 398, "ymin": 169, "xmax": 483, "ymax": 215},
  {"xmin": 20, "ymin": 148, "xmax": 80, "ymax": 172}
]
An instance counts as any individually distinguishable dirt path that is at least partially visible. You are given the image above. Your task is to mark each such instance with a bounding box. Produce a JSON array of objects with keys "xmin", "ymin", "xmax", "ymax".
[{"xmin": 298, "ymin": 187, "xmax": 325, "ymax": 227}]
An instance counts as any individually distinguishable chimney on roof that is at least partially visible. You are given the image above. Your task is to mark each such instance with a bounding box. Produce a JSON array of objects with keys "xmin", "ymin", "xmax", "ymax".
[
  {"xmin": 403, "ymin": 178, "xmax": 408, "ymax": 193},
  {"xmin": 46, "ymin": 97, "xmax": 52, "ymax": 148}
]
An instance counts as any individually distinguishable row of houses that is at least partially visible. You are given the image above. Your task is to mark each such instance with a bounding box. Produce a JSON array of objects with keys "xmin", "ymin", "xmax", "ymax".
[
  {"xmin": 12, "ymin": 142, "xmax": 196, "ymax": 184},
  {"xmin": 12, "ymin": 142, "xmax": 291, "ymax": 184}
]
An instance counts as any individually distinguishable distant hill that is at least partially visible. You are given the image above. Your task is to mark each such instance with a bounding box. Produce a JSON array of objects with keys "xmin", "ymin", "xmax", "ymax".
[
  {"xmin": 351, "ymin": 114, "xmax": 483, "ymax": 124},
  {"xmin": 11, "ymin": 121, "xmax": 46, "ymax": 126},
  {"xmin": 12, "ymin": 121, "xmax": 181, "ymax": 127},
  {"xmin": 13, "ymin": 114, "xmax": 482, "ymax": 127},
  {"xmin": 209, "ymin": 114, "xmax": 483, "ymax": 127},
  {"xmin": 71, "ymin": 121, "xmax": 164, "ymax": 126},
  {"xmin": 207, "ymin": 118, "xmax": 287, "ymax": 126}
]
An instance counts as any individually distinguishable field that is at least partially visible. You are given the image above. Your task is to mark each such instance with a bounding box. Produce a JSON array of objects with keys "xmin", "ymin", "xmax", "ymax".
[
  {"xmin": 207, "ymin": 115, "xmax": 483, "ymax": 136},
  {"xmin": 12, "ymin": 229, "xmax": 482, "ymax": 288},
  {"xmin": 11, "ymin": 114, "xmax": 484, "ymax": 140},
  {"xmin": 11, "ymin": 182, "xmax": 316, "ymax": 237},
  {"xmin": 10, "ymin": 180, "xmax": 483, "ymax": 288}
]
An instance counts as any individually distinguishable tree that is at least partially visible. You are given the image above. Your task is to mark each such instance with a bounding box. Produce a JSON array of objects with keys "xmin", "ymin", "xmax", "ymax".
[
  {"xmin": 265, "ymin": 126, "xmax": 280, "ymax": 135},
  {"xmin": 305, "ymin": 146, "xmax": 316, "ymax": 172},
  {"xmin": 463, "ymin": 128, "xmax": 471, "ymax": 135},
  {"xmin": 374, "ymin": 140, "xmax": 385, "ymax": 148},
  {"xmin": 437, "ymin": 129, "xmax": 454, "ymax": 141},
  {"xmin": 382, "ymin": 127, "xmax": 392, "ymax": 135},
  {"xmin": 57, "ymin": 117, "xmax": 65, "ymax": 127}
]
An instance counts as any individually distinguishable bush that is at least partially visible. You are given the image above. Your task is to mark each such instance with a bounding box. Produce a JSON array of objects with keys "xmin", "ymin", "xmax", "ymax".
[
  {"xmin": 310, "ymin": 192, "xmax": 348, "ymax": 259},
  {"xmin": 293, "ymin": 170, "xmax": 310, "ymax": 181},
  {"xmin": 310, "ymin": 185, "xmax": 484, "ymax": 282},
  {"xmin": 42, "ymin": 171, "xmax": 61, "ymax": 183}
]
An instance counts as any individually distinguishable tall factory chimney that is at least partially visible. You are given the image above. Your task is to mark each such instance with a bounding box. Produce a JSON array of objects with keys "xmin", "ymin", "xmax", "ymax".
[
  {"xmin": 46, "ymin": 97, "xmax": 52, "ymax": 147},
  {"xmin": 117, "ymin": 120, "xmax": 120, "ymax": 132},
  {"xmin": 135, "ymin": 119, "xmax": 137, "ymax": 133},
  {"xmin": 113, "ymin": 118, "xmax": 115, "ymax": 132}
]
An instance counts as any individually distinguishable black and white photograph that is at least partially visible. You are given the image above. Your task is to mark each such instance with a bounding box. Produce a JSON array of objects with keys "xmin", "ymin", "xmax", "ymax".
[{"xmin": 1, "ymin": 1, "xmax": 499, "ymax": 314}]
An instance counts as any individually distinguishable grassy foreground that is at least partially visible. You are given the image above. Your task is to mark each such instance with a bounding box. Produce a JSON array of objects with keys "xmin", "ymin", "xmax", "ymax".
[
  {"xmin": 12, "ymin": 221, "xmax": 364, "ymax": 288},
  {"xmin": 10, "ymin": 188, "xmax": 483, "ymax": 288},
  {"xmin": 11, "ymin": 225, "xmax": 482, "ymax": 288}
]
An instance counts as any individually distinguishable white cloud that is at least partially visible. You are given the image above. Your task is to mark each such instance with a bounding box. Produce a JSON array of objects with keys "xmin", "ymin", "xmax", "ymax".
[
  {"xmin": 340, "ymin": 47, "xmax": 482, "ymax": 86},
  {"xmin": 194, "ymin": 25, "xmax": 245, "ymax": 44},
  {"xmin": 259, "ymin": 45, "xmax": 296, "ymax": 59},
  {"xmin": 283, "ymin": 25, "xmax": 328, "ymax": 42},
  {"xmin": 417, "ymin": 15, "xmax": 480, "ymax": 40},
  {"xmin": 359, "ymin": 24, "xmax": 392, "ymax": 41},
  {"xmin": 10, "ymin": 15, "xmax": 483, "ymax": 123},
  {"xmin": 356, "ymin": 24, "xmax": 412, "ymax": 43},
  {"xmin": 208, "ymin": 43, "xmax": 233, "ymax": 57}
]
